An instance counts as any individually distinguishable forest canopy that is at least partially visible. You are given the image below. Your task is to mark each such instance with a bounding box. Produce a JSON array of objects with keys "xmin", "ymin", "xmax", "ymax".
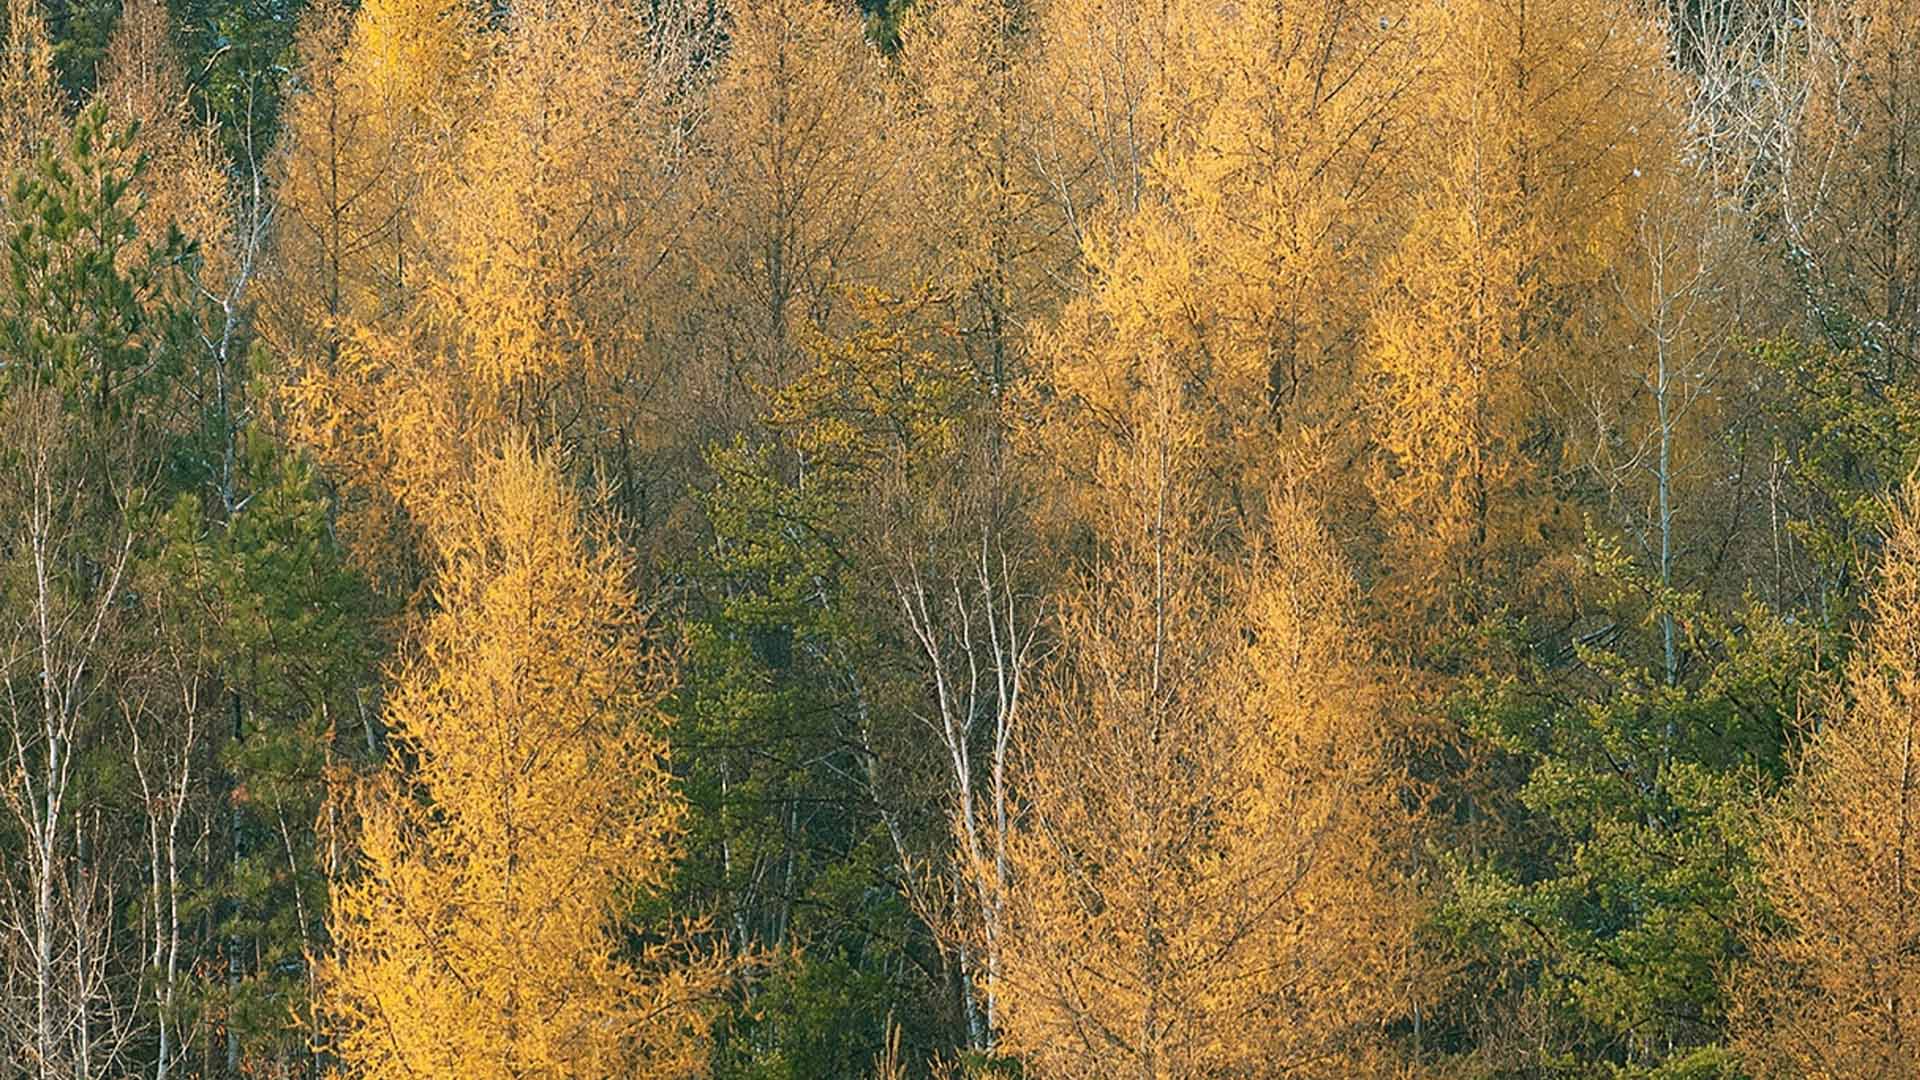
[{"xmin": 2, "ymin": 0, "xmax": 1919, "ymax": 1076}]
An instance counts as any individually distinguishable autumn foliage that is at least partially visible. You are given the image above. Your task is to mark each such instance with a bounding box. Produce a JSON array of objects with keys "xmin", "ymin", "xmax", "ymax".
[
  {"xmin": 1734, "ymin": 483, "xmax": 1920, "ymax": 1078},
  {"xmin": 320, "ymin": 441, "xmax": 724, "ymax": 1078},
  {"xmin": 1000, "ymin": 362, "xmax": 1415, "ymax": 1076},
  {"xmin": 6, "ymin": 0, "xmax": 1920, "ymax": 1075}
]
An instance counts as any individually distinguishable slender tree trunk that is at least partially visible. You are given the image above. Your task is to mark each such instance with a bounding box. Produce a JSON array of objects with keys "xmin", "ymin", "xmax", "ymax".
[
  {"xmin": 227, "ymin": 691, "xmax": 243, "ymax": 1078},
  {"xmin": 31, "ymin": 415, "xmax": 64, "ymax": 1080}
]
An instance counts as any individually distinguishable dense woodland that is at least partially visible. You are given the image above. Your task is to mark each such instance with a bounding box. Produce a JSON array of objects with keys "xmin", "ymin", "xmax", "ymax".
[{"xmin": 8, "ymin": 0, "xmax": 1920, "ymax": 1075}]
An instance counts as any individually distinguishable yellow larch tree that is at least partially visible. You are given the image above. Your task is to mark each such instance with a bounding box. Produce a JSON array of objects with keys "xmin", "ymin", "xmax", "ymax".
[
  {"xmin": 417, "ymin": 0, "xmax": 714, "ymax": 541},
  {"xmin": 320, "ymin": 439, "xmax": 726, "ymax": 1079},
  {"xmin": 1364, "ymin": 0, "xmax": 1679, "ymax": 633},
  {"xmin": 351, "ymin": 0, "xmax": 677, "ymax": 532},
  {"xmin": 94, "ymin": 0, "xmax": 232, "ymax": 277},
  {"xmin": 0, "ymin": 0, "xmax": 58, "ymax": 180},
  {"xmin": 349, "ymin": 0, "xmax": 479, "ymax": 135},
  {"xmin": 998, "ymin": 353, "xmax": 1418, "ymax": 1077},
  {"xmin": 898, "ymin": 0, "xmax": 1070, "ymax": 391},
  {"xmin": 1148, "ymin": 0, "xmax": 1414, "ymax": 435},
  {"xmin": 1788, "ymin": 0, "xmax": 1920, "ymax": 379},
  {"xmin": 263, "ymin": 0, "xmax": 483, "ymax": 578},
  {"xmin": 1024, "ymin": 0, "xmax": 1194, "ymax": 244},
  {"xmin": 272, "ymin": 0, "xmax": 709, "ymax": 571},
  {"xmin": 694, "ymin": 0, "xmax": 899, "ymax": 419},
  {"xmin": 1731, "ymin": 481, "xmax": 1920, "ymax": 1079},
  {"xmin": 263, "ymin": 0, "xmax": 477, "ymax": 358},
  {"xmin": 427, "ymin": 0, "xmax": 663, "ymax": 406},
  {"xmin": 256, "ymin": 1, "xmax": 381, "ymax": 376},
  {"xmin": 1034, "ymin": 0, "xmax": 1412, "ymax": 532}
]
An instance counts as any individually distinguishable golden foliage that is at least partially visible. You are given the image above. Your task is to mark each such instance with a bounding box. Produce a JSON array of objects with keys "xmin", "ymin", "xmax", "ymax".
[
  {"xmin": 262, "ymin": 0, "xmax": 478, "ymax": 573},
  {"xmin": 1733, "ymin": 485, "xmax": 1920, "ymax": 1079},
  {"xmin": 898, "ymin": 0, "xmax": 1069, "ymax": 388},
  {"xmin": 1024, "ymin": 0, "xmax": 1188, "ymax": 235},
  {"xmin": 1364, "ymin": 0, "xmax": 1679, "ymax": 631},
  {"xmin": 696, "ymin": 0, "xmax": 898, "ymax": 401},
  {"xmin": 1032, "ymin": 0, "xmax": 1413, "ymax": 533},
  {"xmin": 95, "ymin": 0, "xmax": 233, "ymax": 280},
  {"xmin": 1792, "ymin": 0, "xmax": 1920, "ymax": 374},
  {"xmin": 258, "ymin": 3, "xmax": 390, "ymax": 376},
  {"xmin": 320, "ymin": 440, "xmax": 725, "ymax": 1079},
  {"xmin": 283, "ymin": 321, "xmax": 475, "ymax": 550},
  {"xmin": 349, "ymin": 0, "xmax": 480, "ymax": 138},
  {"xmin": 1152, "ymin": 0, "xmax": 1413, "ymax": 423},
  {"xmin": 264, "ymin": 0, "xmax": 480, "ymax": 316},
  {"xmin": 292, "ymin": 10, "xmax": 737, "ymax": 1069},
  {"xmin": 428, "ymin": 0, "xmax": 666, "ymax": 398},
  {"xmin": 0, "ymin": 0, "xmax": 57, "ymax": 178},
  {"xmin": 998, "ymin": 357, "xmax": 1417, "ymax": 1077},
  {"xmin": 273, "ymin": 0, "xmax": 698, "ymax": 574}
]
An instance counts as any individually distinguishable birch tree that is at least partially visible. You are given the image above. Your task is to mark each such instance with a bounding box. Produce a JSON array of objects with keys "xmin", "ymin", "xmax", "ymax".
[{"xmin": 0, "ymin": 106, "xmax": 192, "ymax": 1080}]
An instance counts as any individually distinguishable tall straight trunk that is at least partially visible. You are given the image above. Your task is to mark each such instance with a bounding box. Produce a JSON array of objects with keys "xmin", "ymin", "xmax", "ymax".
[
  {"xmin": 31, "ymin": 412, "xmax": 64, "ymax": 1080},
  {"xmin": 227, "ymin": 690, "xmax": 243, "ymax": 1078}
]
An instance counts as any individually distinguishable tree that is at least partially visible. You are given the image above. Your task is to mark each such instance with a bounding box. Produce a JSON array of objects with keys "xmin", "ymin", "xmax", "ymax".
[
  {"xmin": 89, "ymin": 25, "xmax": 233, "ymax": 1070},
  {"xmin": 993, "ymin": 7, "xmax": 1427, "ymax": 1067},
  {"xmin": 675, "ymin": 434, "xmax": 954, "ymax": 1077},
  {"xmin": 95, "ymin": 0, "xmax": 232, "ymax": 273},
  {"xmin": 264, "ymin": 0, "xmax": 480, "ymax": 582},
  {"xmin": 151, "ymin": 438, "xmax": 378, "ymax": 1079},
  {"xmin": 169, "ymin": 0, "xmax": 316, "ymax": 166},
  {"xmin": 0, "ymin": 104, "xmax": 194, "ymax": 1080},
  {"xmin": 428, "ymin": 0, "xmax": 653, "ymax": 401},
  {"xmin": 898, "ymin": 0, "xmax": 1068, "ymax": 394},
  {"xmin": 998, "ymin": 352, "xmax": 1416, "ymax": 1077},
  {"xmin": 422, "ymin": 0, "xmax": 712, "ymax": 538},
  {"xmin": 1786, "ymin": 0, "xmax": 1920, "ymax": 379},
  {"xmin": 263, "ymin": 0, "xmax": 477, "ymax": 353},
  {"xmin": 0, "ymin": 0, "xmax": 59, "ymax": 181},
  {"xmin": 1035, "ymin": 0, "xmax": 1412, "ymax": 536},
  {"xmin": 1580, "ymin": 131, "xmax": 1756, "ymax": 690},
  {"xmin": 1733, "ymin": 481, "xmax": 1920, "ymax": 1079},
  {"xmin": 273, "ymin": 0, "xmax": 715, "ymax": 576},
  {"xmin": 666, "ymin": 294, "xmax": 1017, "ymax": 1071},
  {"xmin": 321, "ymin": 439, "xmax": 727, "ymax": 1078},
  {"xmin": 1438, "ymin": 538, "xmax": 1824, "ymax": 1074},
  {"xmin": 1364, "ymin": 0, "xmax": 1679, "ymax": 635},
  {"xmin": 763, "ymin": 292, "xmax": 1043, "ymax": 1057},
  {"xmin": 1023, "ymin": 0, "xmax": 1187, "ymax": 245},
  {"xmin": 1426, "ymin": 134, "xmax": 1815, "ymax": 1073},
  {"xmin": 693, "ymin": 0, "xmax": 899, "ymax": 419}
]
